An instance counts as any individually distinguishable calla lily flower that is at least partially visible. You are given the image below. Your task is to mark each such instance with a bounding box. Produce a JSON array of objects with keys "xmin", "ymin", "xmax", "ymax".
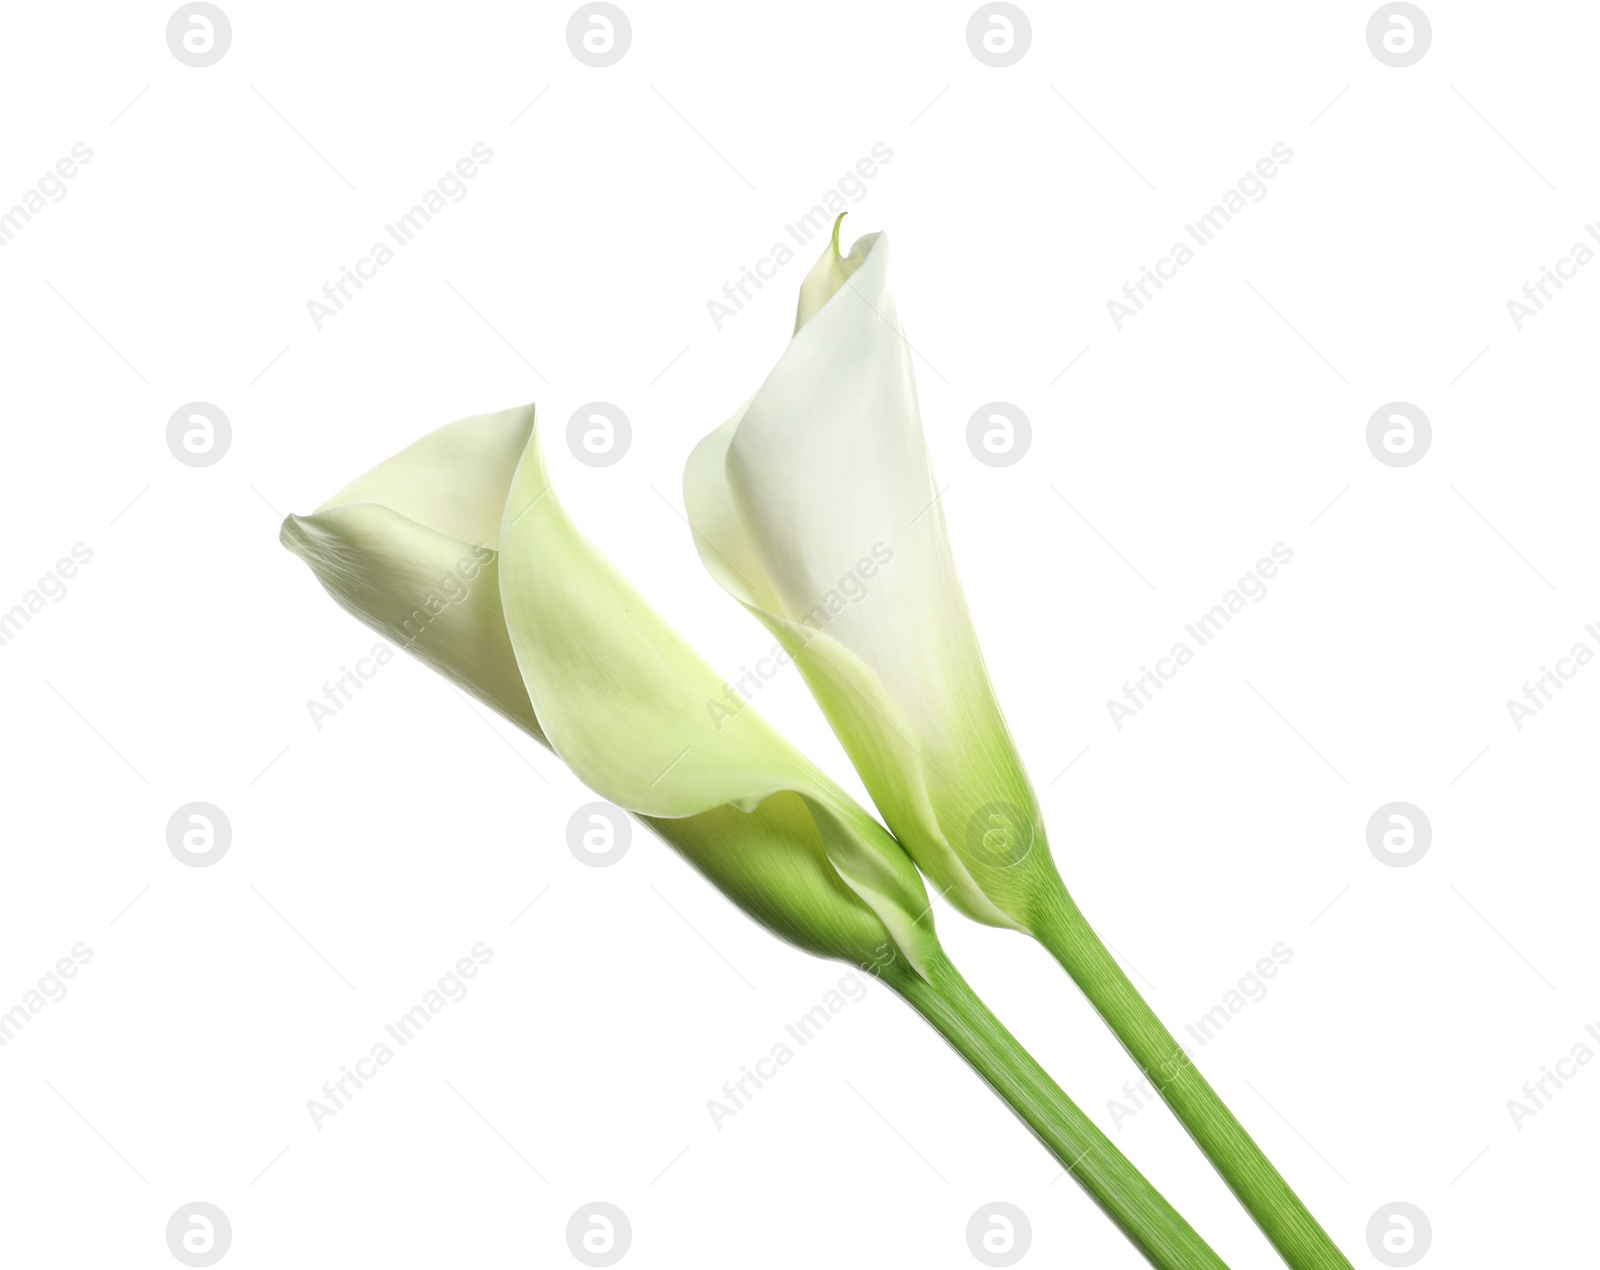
[
  {"xmin": 686, "ymin": 228, "xmax": 1355, "ymax": 1270},
  {"xmin": 685, "ymin": 226, "xmax": 1056, "ymax": 936},
  {"xmin": 280, "ymin": 406, "xmax": 1232, "ymax": 1270},
  {"xmin": 282, "ymin": 405, "xmax": 934, "ymax": 974}
]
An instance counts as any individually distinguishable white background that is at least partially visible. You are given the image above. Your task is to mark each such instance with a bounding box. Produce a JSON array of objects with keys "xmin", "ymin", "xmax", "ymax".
[{"xmin": 1, "ymin": 2, "xmax": 1595, "ymax": 1267}]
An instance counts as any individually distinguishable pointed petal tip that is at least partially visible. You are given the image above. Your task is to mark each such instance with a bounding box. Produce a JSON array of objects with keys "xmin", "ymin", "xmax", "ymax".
[
  {"xmin": 794, "ymin": 224, "xmax": 888, "ymax": 332},
  {"xmin": 279, "ymin": 509, "xmax": 341, "ymax": 564},
  {"xmin": 279, "ymin": 511, "xmax": 308, "ymax": 556}
]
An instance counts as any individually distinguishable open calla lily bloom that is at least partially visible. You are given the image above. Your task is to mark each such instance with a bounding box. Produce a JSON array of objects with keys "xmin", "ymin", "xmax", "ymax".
[
  {"xmin": 281, "ymin": 406, "xmax": 1232, "ymax": 1270},
  {"xmin": 686, "ymin": 224, "xmax": 1354, "ymax": 1270}
]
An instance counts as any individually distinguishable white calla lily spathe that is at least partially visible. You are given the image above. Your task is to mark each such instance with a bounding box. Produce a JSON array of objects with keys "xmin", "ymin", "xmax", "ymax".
[
  {"xmin": 685, "ymin": 226, "xmax": 1056, "ymax": 935},
  {"xmin": 281, "ymin": 405, "xmax": 935, "ymax": 974},
  {"xmin": 686, "ymin": 226, "xmax": 1355, "ymax": 1270}
]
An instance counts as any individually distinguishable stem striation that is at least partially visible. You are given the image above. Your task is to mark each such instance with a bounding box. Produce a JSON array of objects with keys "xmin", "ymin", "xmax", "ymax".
[
  {"xmin": 889, "ymin": 951, "xmax": 1231, "ymax": 1270},
  {"xmin": 1033, "ymin": 886, "xmax": 1353, "ymax": 1270}
]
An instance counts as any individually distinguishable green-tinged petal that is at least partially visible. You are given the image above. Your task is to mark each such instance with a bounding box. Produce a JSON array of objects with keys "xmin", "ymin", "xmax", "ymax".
[
  {"xmin": 686, "ymin": 231, "xmax": 1056, "ymax": 934},
  {"xmin": 316, "ymin": 404, "xmax": 536, "ymax": 549},
  {"xmin": 639, "ymin": 798, "xmax": 911, "ymax": 976},
  {"xmin": 280, "ymin": 406, "xmax": 545, "ymax": 744},
  {"xmin": 499, "ymin": 422, "xmax": 938, "ymax": 972},
  {"xmin": 281, "ymin": 506, "xmax": 541, "ymax": 743}
]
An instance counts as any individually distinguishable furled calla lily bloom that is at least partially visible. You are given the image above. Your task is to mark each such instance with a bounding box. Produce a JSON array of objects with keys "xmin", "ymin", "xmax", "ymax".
[
  {"xmin": 281, "ymin": 405, "xmax": 934, "ymax": 974},
  {"xmin": 685, "ymin": 226, "xmax": 1057, "ymax": 936}
]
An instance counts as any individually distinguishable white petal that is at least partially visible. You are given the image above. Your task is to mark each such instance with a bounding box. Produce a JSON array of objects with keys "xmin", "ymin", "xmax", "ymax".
[
  {"xmin": 316, "ymin": 404, "xmax": 536, "ymax": 550},
  {"xmin": 499, "ymin": 422, "xmax": 938, "ymax": 969},
  {"xmin": 685, "ymin": 232, "xmax": 1043, "ymax": 932},
  {"xmin": 729, "ymin": 235, "xmax": 980, "ymax": 723},
  {"xmin": 282, "ymin": 405, "xmax": 544, "ymax": 742},
  {"xmin": 792, "ymin": 215, "xmax": 874, "ymax": 332}
]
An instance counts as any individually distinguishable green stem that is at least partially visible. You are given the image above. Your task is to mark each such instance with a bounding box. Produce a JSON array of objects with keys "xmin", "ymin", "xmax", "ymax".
[
  {"xmin": 889, "ymin": 950, "xmax": 1230, "ymax": 1270},
  {"xmin": 1033, "ymin": 887, "xmax": 1352, "ymax": 1270}
]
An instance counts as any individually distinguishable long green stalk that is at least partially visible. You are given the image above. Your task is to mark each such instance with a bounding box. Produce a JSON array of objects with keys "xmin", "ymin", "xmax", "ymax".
[
  {"xmin": 887, "ymin": 950, "xmax": 1230, "ymax": 1270},
  {"xmin": 1033, "ymin": 886, "xmax": 1352, "ymax": 1270}
]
